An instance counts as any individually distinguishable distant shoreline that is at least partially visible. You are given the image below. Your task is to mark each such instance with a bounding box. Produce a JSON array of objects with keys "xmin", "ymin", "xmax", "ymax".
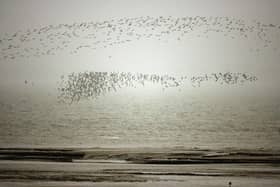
[
  {"xmin": 1, "ymin": 147, "xmax": 280, "ymax": 185},
  {"xmin": 1, "ymin": 147, "xmax": 280, "ymax": 164}
]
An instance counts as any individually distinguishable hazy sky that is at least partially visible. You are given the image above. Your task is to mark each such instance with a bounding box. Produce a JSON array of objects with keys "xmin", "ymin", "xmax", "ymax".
[
  {"xmin": 0, "ymin": 0, "xmax": 280, "ymax": 99},
  {"xmin": 1, "ymin": 0, "xmax": 280, "ymax": 29}
]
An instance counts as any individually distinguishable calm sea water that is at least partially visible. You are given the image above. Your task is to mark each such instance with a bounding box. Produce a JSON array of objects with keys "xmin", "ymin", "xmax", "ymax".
[{"xmin": 0, "ymin": 86, "xmax": 279, "ymax": 150}]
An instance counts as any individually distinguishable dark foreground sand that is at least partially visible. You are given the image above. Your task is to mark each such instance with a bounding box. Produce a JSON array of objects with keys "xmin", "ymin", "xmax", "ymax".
[{"xmin": 0, "ymin": 148, "xmax": 280, "ymax": 187}]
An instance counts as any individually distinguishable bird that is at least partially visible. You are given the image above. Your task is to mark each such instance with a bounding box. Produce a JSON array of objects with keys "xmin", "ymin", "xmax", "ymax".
[
  {"xmin": 57, "ymin": 71, "xmax": 257, "ymax": 103},
  {"xmin": 1, "ymin": 16, "xmax": 279, "ymax": 60}
]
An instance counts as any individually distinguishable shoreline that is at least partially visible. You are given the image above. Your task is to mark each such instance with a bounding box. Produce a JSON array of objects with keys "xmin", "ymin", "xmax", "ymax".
[
  {"xmin": 0, "ymin": 147, "xmax": 280, "ymax": 164},
  {"xmin": 0, "ymin": 147, "xmax": 280, "ymax": 186}
]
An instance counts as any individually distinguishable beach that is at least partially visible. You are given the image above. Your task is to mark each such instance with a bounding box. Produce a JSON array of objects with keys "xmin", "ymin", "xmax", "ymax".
[
  {"xmin": 0, "ymin": 147, "xmax": 280, "ymax": 186},
  {"xmin": 1, "ymin": 1, "xmax": 280, "ymax": 186}
]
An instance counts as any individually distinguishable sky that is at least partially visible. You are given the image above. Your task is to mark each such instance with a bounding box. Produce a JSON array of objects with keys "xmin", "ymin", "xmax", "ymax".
[{"xmin": 0, "ymin": 0, "xmax": 280, "ymax": 100}]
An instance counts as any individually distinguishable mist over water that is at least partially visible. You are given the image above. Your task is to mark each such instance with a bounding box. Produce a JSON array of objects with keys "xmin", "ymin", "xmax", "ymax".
[
  {"xmin": 0, "ymin": 85, "xmax": 279, "ymax": 150},
  {"xmin": 1, "ymin": 2, "xmax": 280, "ymax": 187},
  {"xmin": 0, "ymin": 1, "xmax": 280, "ymax": 151}
]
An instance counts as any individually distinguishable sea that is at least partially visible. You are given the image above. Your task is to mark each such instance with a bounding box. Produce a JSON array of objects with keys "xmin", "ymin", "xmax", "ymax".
[{"xmin": 0, "ymin": 84, "xmax": 279, "ymax": 150}]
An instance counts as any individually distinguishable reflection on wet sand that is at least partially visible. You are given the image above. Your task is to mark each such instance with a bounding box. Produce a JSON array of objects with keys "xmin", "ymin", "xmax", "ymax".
[{"xmin": 0, "ymin": 148, "xmax": 280, "ymax": 186}]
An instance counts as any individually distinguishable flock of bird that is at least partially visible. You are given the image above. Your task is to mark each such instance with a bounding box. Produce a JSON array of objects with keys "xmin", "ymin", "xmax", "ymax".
[
  {"xmin": 1, "ymin": 16, "xmax": 280, "ymax": 60},
  {"xmin": 58, "ymin": 71, "xmax": 257, "ymax": 103},
  {"xmin": 0, "ymin": 16, "xmax": 264, "ymax": 103}
]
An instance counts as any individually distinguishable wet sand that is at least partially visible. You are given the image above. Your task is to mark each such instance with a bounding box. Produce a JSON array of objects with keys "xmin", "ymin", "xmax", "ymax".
[{"xmin": 0, "ymin": 148, "xmax": 280, "ymax": 186}]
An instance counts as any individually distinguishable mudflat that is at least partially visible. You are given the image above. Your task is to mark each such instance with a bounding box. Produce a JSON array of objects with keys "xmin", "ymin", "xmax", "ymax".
[{"xmin": 0, "ymin": 148, "xmax": 280, "ymax": 186}]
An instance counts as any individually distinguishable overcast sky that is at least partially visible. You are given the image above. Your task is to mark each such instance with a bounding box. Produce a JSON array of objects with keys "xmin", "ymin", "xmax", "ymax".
[
  {"xmin": 0, "ymin": 0, "xmax": 279, "ymax": 99},
  {"xmin": 1, "ymin": 0, "xmax": 280, "ymax": 29}
]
